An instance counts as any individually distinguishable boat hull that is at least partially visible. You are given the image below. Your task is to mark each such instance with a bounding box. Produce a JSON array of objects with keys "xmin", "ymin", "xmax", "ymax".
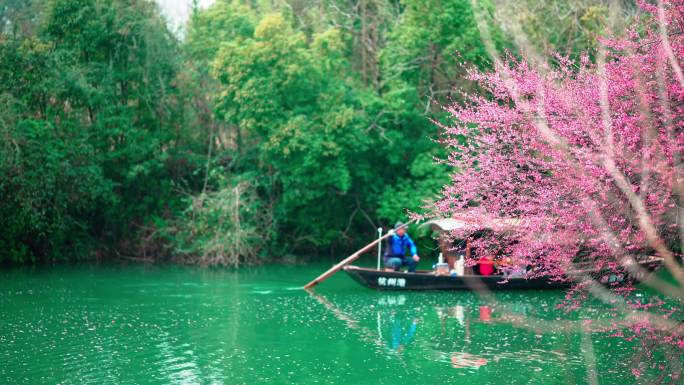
[
  {"xmin": 343, "ymin": 266, "xmax": 569, "ymax": 291},
  {"xmin": 343, "ymin": 258, "xmax": 663, "ymax": 291}
]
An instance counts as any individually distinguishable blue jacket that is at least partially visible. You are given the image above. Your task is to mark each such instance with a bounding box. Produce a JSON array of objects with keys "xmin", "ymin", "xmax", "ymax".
[{"xmin": 387, "ymin": 233, "xmax": 417, "ymax": 257}]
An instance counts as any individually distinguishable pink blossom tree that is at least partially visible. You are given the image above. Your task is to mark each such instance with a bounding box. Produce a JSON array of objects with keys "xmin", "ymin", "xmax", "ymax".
[{"xmin": 435, "ymin": 0, "xmax": 684, "ymax": 363}]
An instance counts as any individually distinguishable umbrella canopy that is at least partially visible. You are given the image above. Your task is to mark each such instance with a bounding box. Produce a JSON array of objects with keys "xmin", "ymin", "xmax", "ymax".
[{"xmin": 422, "ymin": 217, "xmax": 523, "ymax": 233}]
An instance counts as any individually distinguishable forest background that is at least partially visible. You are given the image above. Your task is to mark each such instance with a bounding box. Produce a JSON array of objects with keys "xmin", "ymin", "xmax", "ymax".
[{"xmin": 0, "ymin": 0, "xmax": 635, "ymax": 265}]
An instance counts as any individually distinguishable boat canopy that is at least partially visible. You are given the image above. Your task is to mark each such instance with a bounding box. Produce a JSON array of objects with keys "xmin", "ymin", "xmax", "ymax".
[
  {"xmin": 423, "ymin": 217, "xmax": 523, "ymax": 233},
  {"xmin": 422, "ymin": 218, "xmax": 470, "ymax": 232}
]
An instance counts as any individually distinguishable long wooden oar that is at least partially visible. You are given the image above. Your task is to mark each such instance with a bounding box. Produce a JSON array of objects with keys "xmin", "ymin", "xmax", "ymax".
[{"xmin": 303, "ymin": 220, "xmax": 416, "ymax": 289}]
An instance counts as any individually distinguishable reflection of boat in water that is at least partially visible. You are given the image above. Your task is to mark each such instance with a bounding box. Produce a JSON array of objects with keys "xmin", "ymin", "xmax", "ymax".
[
  {"xmin": 307, "ymin": 290, "xmax": 611, "ymax": 378},
  {"xmin": 387, "ymin": 311, "xmax": 419, "ymax": 352},
  {"xmin": 306, "ymin": 286, "xmax": 661, "ymax": 381}
]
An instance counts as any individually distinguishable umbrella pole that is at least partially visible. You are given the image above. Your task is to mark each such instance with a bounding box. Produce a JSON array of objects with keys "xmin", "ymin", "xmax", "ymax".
[{"xmin": 376, "ymin": 227, "xmax": 383, "ymax": 270}]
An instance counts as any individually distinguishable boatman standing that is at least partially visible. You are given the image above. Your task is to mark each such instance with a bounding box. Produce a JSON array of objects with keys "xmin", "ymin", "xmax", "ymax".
[{"xmin": 384, "ymin": 222, "xmax": 420, "ymax": 272}]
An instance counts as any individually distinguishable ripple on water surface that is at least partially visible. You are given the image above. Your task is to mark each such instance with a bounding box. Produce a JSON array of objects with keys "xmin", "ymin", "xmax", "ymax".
[{"xmin": 0, "ymin": 264, "xmax": 664, "ymax": 384}]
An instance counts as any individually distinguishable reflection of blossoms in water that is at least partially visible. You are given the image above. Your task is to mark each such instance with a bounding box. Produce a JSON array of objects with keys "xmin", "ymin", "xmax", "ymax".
[{"xmin": 450, "ymin": 352, "xmax": 488, "ymax": 369}]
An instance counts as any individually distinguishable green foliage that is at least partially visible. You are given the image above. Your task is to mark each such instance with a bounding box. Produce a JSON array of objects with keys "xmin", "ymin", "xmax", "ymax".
[
  {"xmin": 166, "ymin": 174, "xmax": 268, "ymax": 266},
  {"xmin": 377, "ymin": 152, "xmax": 450, "ymax": 222},
  {"xmin": 0, "ymin": 0, "xmax": 201, "ymax": 263},
  {"xmin": 492, "ymin": 0, "xmax": 638, "ymax": 61},
  {"xmin": 0, "ymin": 0, "xmax": 624, "ymax": 264},
  {"xmin": 208, "ymin": 12, "xmax": 376, "ymax": 251},
  {"xmin": 381, "ymin": 0, "xmax": 508, "ymax": 102},
  {"xmin": 0, "ymin": 116, "xmax": 105, "ymax": 262},
  {"xmin": 185, "ymin": 0, "xmax": 256, "ymax": 68},
  {"xmin": 212, "ymin": 13, "xmax": 317, "ymax": 139}
]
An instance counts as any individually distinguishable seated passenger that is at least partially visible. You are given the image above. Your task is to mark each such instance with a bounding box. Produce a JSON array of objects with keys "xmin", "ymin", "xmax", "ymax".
[
  {"xmin": 477, "ymin": 256, "xmax": 495, "ymax": 276},
  {"xmin": 503, "ymin": 265, "xmax": 527, "ymax": 278},
  {"xmin": 499, "ymin": 257, "xmax": 527, "ymax": 278},
  {"xmin": 384, "ymin": 222, "xmax": 420, "ymax": 272}
]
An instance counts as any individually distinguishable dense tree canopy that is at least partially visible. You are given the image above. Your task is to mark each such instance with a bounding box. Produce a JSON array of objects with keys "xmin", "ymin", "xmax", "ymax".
[{"xmin": 0, "ymin": 0, "xmax": 639, "ymax": 265}]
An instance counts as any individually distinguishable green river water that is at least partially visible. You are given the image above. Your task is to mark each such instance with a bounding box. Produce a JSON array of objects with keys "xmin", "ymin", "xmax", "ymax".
[{"xmin": 0, "ymin": 262, "xmax": 669, "ymax": 384}]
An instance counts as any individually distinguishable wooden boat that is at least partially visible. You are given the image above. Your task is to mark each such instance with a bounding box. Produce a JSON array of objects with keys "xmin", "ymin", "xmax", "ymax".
[
  {"xmin": 343, "ymin": 257, "xmax": 664, "ymax": 291},
  {"xmin": 340, "ymin": 216, "xmax": 664, "ymax": 291}
]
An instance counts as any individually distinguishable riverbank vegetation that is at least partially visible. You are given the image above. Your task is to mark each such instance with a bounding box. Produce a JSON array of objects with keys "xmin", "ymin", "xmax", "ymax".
[{"xmin": 0, "ymin": 0, "xmax": 635, "ymax": 265}]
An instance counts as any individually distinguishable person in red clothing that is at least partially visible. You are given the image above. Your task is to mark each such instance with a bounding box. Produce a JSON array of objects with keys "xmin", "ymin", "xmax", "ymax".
[{"xmin": 477, "ymin": 255, "xmax": 495, "ymax": 276}]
